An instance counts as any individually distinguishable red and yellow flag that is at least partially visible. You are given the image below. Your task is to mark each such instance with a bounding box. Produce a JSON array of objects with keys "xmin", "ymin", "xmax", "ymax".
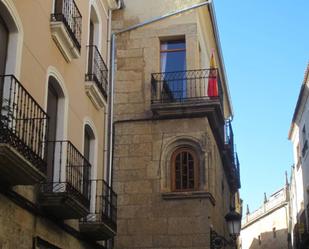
[{"xmin": 207, "ymin": 50, "xmax": 218, "ymax": 97}]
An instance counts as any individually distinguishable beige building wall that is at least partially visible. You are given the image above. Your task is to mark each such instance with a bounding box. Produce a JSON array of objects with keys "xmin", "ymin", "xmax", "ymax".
[
  {"xmin": 112, "ymin": 1, "xmax": 238, "ymax": 248},
  {"xmin": 0, "ymin": 0, "xmax": 116, "ymax": 248},
  {"xmin": 240, "ymin": 188, "xmax": 289, "ymax": 249},
  {"xmin": 288, "ymin": 64, "xmax": 309, "ymax": 248}
]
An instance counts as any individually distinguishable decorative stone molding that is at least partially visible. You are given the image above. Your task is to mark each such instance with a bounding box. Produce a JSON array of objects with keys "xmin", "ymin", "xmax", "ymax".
[
  {"xmin": 160, "ymin": 136, "xmax": 206, "ymax": 192},
  {"xmin": 161, "ymin": 191, "xmax": 216, "ymax": 206},
  {"xmin": 50, "ymin": 21, "xmax": 80, "ymax": 62},
  {"xmin": 85, "ymin": 82, "xmax": 106, "ymax": 110}
]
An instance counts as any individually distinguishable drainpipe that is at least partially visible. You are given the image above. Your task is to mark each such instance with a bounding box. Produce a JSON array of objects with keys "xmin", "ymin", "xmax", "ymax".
[
  {"xmin": 108, "ymin": 0, "xmax": 212, "ymax": 187},
  {"xmin": 106, "ymin": 1, "xmax": 123, "ymax": 187},
  {"xmin": 104, "ymin": 9, "xmax": 112, "ymax": 184}
]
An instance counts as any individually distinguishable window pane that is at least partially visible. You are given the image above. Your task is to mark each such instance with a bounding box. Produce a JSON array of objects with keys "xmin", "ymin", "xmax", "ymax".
[
  {"xmin": 161, "ymin": 41, "xmax": 186, "ymax": 50},
  {"xmin": 161, "ymin": 50, "xmax": 186, "ymax": 72},
  {"xmin": 174, "ymin": 150, "xmax": 196, "ymax": 191}
]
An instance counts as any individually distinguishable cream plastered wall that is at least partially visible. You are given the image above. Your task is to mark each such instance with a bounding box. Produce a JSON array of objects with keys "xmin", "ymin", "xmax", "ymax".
[
  {"xmin": 11, "ymin": 0, "xmax": 111, "ymax": 179},
  {"xmin": 0, "ymin": 0, "xmax": 113, "ymax": 247},
  {"xmin": 240, "ymin": 206, "xmax": 289, "ymax": 249}
]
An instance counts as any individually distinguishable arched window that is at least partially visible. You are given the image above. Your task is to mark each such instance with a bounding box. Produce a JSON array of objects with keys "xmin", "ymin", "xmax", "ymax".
[{"xmin": 171, "ymin": 148, "xmax": 198, "ymax": 191}]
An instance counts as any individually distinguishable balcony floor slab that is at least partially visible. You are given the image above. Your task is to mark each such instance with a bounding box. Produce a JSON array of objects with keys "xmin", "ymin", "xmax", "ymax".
[{"xmin": 0, "ymin": 144, "xmax": 46, "ymax": 186}]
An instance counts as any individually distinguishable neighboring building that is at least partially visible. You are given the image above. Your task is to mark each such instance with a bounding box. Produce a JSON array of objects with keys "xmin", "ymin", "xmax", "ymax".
[
  {"xmin": 289, "ymin": 64, "xmax": 309, "ymax": 248},
  {"xmin": 0, "ymin": 0, "xmax": 119, "ymax": 248},
  {"xmin": 112, "ymin": 1, "xmax": 241, "ymax": 249},
  {"xmin": 240, "ymin": 183, "xmax": 290, "ymax": 249}
]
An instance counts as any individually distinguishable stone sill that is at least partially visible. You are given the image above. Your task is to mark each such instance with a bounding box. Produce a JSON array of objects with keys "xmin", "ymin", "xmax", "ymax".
[
  {"xmin": 85, "ymin": 81, "xmax": 107, "ymax": 110},
  {"xmin": 161, "ymin": 191, "xmax": 216, "ymax": 206},
  {"xmin": 50, "ymin": 21, "xmax": 80, "ymax": 62}
]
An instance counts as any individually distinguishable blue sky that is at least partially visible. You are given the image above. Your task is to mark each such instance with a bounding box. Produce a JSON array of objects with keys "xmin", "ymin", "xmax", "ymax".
[{"xmin": 214, "ymin": 0, "xmax": 309, "ymax": 211}]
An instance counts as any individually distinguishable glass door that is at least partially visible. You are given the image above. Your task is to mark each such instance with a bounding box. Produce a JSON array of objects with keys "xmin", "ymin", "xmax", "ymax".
[{"xmin": 160, "ymin": 40, "xmax": 186, "ymax": 100}]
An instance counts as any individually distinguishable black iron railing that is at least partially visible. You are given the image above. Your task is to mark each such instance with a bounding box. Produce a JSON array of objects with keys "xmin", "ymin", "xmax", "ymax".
[
  {"xmin": 224, "ymin": 120, "xmax": 240, "ymax": 188},
  {"xmin": 0, "ymin": 75, "xmax": 48, "ymax": 174},
  {"xmin": 41, "ymin": 140, "xmax": 91, "ymax": 208},
  {"xmin": 81, "ymin": 179, "xmax": 117, "ymax": 229},
  {"xmin": 52, "ymin": 0, "xmax": 82, "ymax": 51},
  {"xmin": 225, "ymin": 120, "xmax": 234, "ymax": 157},
  {"xmin": 151, "ymin": 69, "xmax": 223, "ymax": 106},
  {"xmin": 85, "ymin": 45, "xmax": 108, "ymax": 98}
]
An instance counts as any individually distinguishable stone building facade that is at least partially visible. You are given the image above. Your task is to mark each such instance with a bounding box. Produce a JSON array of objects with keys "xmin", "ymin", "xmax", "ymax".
[
  {"xmin": 112, "ymin": 1, "xmax": 241, "ymax": 248},
  {"xmin": 240, "ymin": 185, "xmax": 290, "ymax": 249},
  {"xmin": 0, "ymin": 0, "xmax": 118, "ymax": 248}
]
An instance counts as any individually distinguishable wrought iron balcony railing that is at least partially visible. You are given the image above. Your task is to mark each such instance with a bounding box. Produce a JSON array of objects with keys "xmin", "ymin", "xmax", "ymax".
[
  {"xmin": 80, "ymin": 179, "xmax": 117, "ymax": 239},
  {"xmin": 52, "ymin": 0, "xmax": 82, "ymax": 51},
  {"xmin": 41, "ymin": 140, "xmax": 91, "ymax": 209},
  {"xmin": 0, "ymin": 75, "xmax": 48, "ymax": 174},
  {"xmin": 85, "ymin": 45, "xmax": 108, "ymax": 98},
  {"xmin": 151, "ymin": 68, "xmax": 223, "ymax": 106}
]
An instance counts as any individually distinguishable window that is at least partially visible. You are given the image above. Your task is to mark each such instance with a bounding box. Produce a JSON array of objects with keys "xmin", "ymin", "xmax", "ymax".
[
  {"xmin": 160, "ymin": 39, "xmax": 186, "ymax": 99},
  {"xmin": 161, "ymin": 39, "xmax": 186, "ymax": 72},
  {"xmin": 171, "ymin": 148, "xmax": 198, "ymax": 191}
]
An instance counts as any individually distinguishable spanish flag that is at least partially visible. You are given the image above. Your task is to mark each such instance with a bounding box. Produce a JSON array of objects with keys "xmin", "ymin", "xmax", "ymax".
[{"xmin": 207, "ymin": 51, "xmax": 218, "ymax": 97}]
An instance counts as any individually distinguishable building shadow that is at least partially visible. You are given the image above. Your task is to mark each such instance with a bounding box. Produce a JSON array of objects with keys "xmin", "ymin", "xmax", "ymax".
[
  {"xmin": 292, "ymin": 209, "xmax": 309, "ymax": 249},
  {"xmin": 247, "ymin": 229, "xmax": 288, "ymax": 249}
]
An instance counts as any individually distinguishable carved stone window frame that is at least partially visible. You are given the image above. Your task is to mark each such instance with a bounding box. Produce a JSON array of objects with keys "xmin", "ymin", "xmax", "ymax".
[{"xmin": 160, "ymin": 137, "xmax": 206, "ymax": 193}]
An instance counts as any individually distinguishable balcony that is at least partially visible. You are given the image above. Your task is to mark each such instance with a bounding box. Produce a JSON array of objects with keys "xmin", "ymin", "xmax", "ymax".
[
  {"xmin": 85, "ymin": 45, "xmax": 108, "ymax": 109},
  {"xmin": 151, "ymin": 69, "xmax": 224, "ymax": 119},
  {"xmin": 0, "ymin": 75, "xmax": 48, "ymax": 186},
  {"xmin": 80, "ymin": 179, "xmax": 117, "ymax": 240},
  {"xmin": 151, "ymin": 69, "xmax": 225, "ymax": 147},
  {"xmin": 39, "ymin": 141, "xmax": 91, "ymax": 219},
  {"xmin": 223, "ymin": 121, "xmax": 241, "ymax": 191},
  {"xmin": 50, "ymin": 0, "xmax": 82, "ymax": 61}
]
